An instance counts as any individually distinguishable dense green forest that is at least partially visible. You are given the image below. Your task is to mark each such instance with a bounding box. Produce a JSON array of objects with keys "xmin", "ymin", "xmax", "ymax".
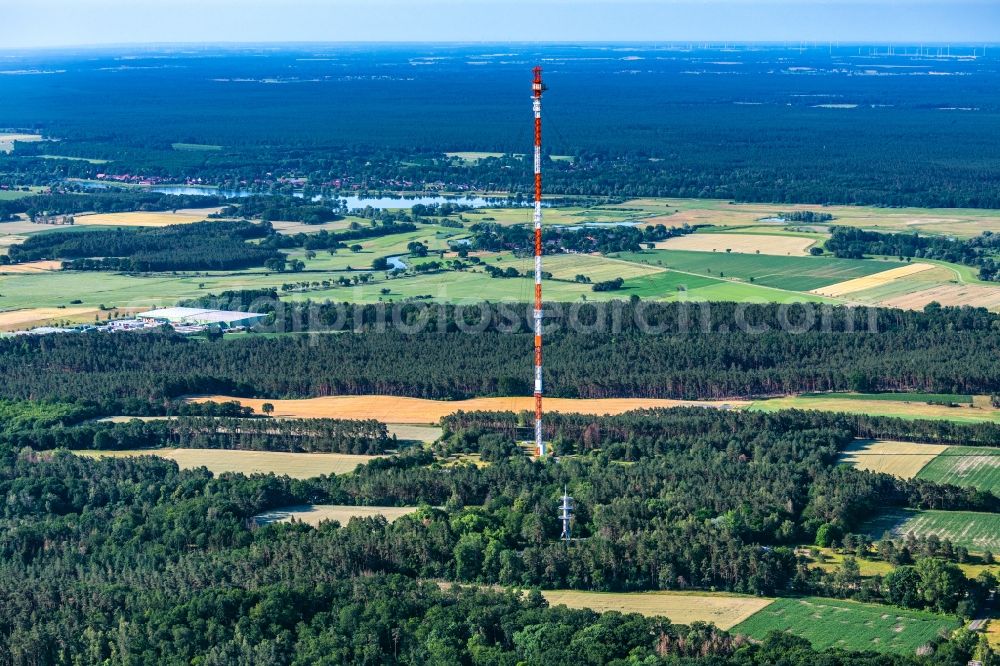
[
  {"xmin": 0, "ymin": 303, "xmax": 998, "ymax": 413},
  {"xmin": 0, "ymin": 415, "xmax": 392, "ymax": 455},
  {"xmin": 6, "ymin": 220, "xmax": 278, "ymax": 271},
  {"xmin": 0, "ymin": 190, "xmax": 225, "ymax": 219},
  {"xmin": 2, "ymin": 45, "xmax": 999, "ymax": 208},
  {"xmin": 470, "ymin": 222, "xmax": 690, "ymax": 254},
  {"xmin": 0, "ymin": 407, "xmax": 997, "ymax": 663}
]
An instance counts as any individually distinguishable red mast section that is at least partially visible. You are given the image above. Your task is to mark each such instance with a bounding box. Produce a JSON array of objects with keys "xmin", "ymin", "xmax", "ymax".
[{"xmin": 532, "ymin": 66, "xmax": 545, "ymax": 457}]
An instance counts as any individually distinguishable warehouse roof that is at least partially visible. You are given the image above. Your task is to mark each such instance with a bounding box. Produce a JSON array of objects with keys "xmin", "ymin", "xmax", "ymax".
[{"xmin": 138, "ymin": 307, "xmax": 265, "ymax": 324}]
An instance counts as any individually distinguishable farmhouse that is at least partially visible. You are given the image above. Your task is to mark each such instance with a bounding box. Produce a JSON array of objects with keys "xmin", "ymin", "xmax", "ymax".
[{"xmin": 136, "ymin": 307, "xmax": 266, "ymax": 330}]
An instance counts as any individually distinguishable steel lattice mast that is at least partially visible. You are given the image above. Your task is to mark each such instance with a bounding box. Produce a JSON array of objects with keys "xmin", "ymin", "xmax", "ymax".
[{"xmin": 532, "ymin": 66, "xmax": 545, "ymax": 457}]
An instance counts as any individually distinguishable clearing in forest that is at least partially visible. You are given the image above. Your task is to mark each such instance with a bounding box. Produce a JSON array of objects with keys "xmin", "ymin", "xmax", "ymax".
[
  {"xmin": 72, "ymin": 208, "xmax": 227, "ymax": 227},
  {"xmin": 862, "ymin": 509, "xmax": 1000, "ymax": 553},
  {"xmin": 654, "ymin": 233, "xmax": 815, "ymax": 256},
  {"xmin": 810, "ymin": 262, "xmax": 935, "ymax": 297},
  {"xmin": 253, "ymin": 504, "xmax": 419, "ymax": 526},
  {"xmin": 541, "ymin": 590, "xmax": 773, "ymax": 630},
  {"xmin": 75, "ymin": 448, "xmax": 378, "ymax": 478},
  {"xmin": 189, "ymin": 395, "xmax": 750, "ymax": 423},
  {"xmin": 839, "ymin": 440, "xmax": 948, "ymax": 479},
  {"xmin": 731, "ymin": 597, "xmax": 959, "ymax": 653}
]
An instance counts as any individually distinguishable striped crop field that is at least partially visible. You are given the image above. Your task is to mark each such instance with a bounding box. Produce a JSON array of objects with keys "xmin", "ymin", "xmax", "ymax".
[
  {"xmin": 916, "ymin": 446, "xmax": 1000, "ymax": 495},
  {"xmin": 862, "ymin": 509, "xmax": 1000, "ymax": 553},
  {"xmin": 731, "ymin": 597, "xmax": 959, "ymax": 653}
]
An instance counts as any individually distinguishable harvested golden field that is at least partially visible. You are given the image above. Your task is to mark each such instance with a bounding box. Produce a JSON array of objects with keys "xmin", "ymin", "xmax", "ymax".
[
  {"xmin": 0, "ymin": 306, "xmax": 141, "ymax": 332},
  {"xmin": 881, "ymin": 284, "xmax": 1000, "ymax": 311},
  {"xmin": 839, "ymin": 440, "xmax": 948, "ymax": 478},
  {"xmin": 540, "ymin": 590, "xmax": 774, "ymax": 630},
  {"xmin": 655, "ymin": 233, "xmax": 815, "ymax": 256},
  {"xmin": 75, "ymin": 449, "xmax": 378, "ymax": 478},
  {"xmin": 811, "ymin": 262, "xmax": 936, "ymax": 297},
  {"xmin": 0, "ymin": 133, "xmax": 42, "ymax": 152},
  {"xmin": 0, "ymin": 306, "xmax": 95, "ymax": 330},
  {"xmin": 73, "ymin": 208, "xmax": 227, "ymax": 227},
  {"xmin": 254, "ymin": 504, "xmax": 418, "ymax": 526},
  {"xmin": 190, "ymin": 395, "xmax": 750, "ymax": 423},
  {"xmin": 0, "ymin": 260, "xmax": 61, "ymax": 274},
  {"xmin": 612, "ymin": 198, "xmax": 1000, "ymax": 239}
]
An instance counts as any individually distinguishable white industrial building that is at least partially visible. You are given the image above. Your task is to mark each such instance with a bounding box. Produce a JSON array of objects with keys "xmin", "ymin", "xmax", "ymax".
[{"xmin": 136, "ymin": 307, "xmax": 267, "ymax": 330}]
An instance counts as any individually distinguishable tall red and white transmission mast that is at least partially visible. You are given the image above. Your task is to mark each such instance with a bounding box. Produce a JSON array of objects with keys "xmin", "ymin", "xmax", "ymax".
[{"xmin": 532, "ymin": 66, "xmax": 546, "ymax": 457}]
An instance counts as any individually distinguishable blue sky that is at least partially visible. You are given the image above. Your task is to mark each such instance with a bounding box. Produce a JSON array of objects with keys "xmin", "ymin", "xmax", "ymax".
[{"xmin": 3, "ymin": 1, "xmax": 998, "ymax": 48}]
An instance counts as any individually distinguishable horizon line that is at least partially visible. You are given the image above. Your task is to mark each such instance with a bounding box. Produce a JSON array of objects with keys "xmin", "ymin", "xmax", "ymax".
[{"xmin": 2, "ymin": 39, "xmax": 998, "ymax": 53}]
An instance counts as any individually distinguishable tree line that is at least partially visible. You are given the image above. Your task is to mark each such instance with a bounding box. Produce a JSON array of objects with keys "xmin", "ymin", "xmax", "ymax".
[
  {"xmin": 6, "ymin": 220, "xmax": 279, "ymax": 271},
  {"xmin": 1, "ymin": 303, "xmax": 999, "ymax": 413},
  {"xmin": 825, "ymin": 226, "xmax": 1000, "ymax": 281},
  {"xmin": 1, "ymin": 415, "xmax": 392, "ymax": 455},
  {"xmin": 470, "ymin": 222, "xmax": 692, "ymax": 255}
]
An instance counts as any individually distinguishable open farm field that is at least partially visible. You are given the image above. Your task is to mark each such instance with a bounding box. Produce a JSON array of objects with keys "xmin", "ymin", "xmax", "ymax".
[
  {"xmin": 803, "ymin": 392, "xmax": 972, "ymax": 404},
  {"xmin": 616, "ymin": 249, "xmax": 893, "ymax": 291},
  {"xmin": 613, "ymin": 198, "xmax": 1000, "ymax": 239},
  {"xmin": 172, "ymin": 142, "xmax": 222, "ymax": 151},
  {"xmin": 74, "ymin": 448, "xmax": 378, "ymax": 478},
  {"xmin": 536, "ymin": 253, "xmax": 665, "ymax": 282},
  {"xmin": 0, "ymin": 260, "xmax": 61, "ymax": 274},
  {"xmin": 916, "ymin": 446, "xmax": 1000, "ymax": 495},
  {"xmin": 0, "ymin": 133, "xmax": 42, "ymax": 152},
  {"xmin": 879, "ymin": 283, "xmax": 1000, "ymax": 311},
  {"xmin": 254, "ymin": 504, "xmax": 418, "ymax": 526},
  {"xmin": 988, "ymin": 619, "xmax": 1000, "ymax": 649},
  {"xmin": 0, "ymin": 219, "xmax": 54, "ymax": 251},
  {"xmin": 540, "ymin": 590, "xmax": 773, "ymax": 630},
  {"xmin": 863, "ymin": 509, "xmax": 1000, "ymax": 553},
  {"xmin": 803, "ymin": 548, "xmax": 1000, "ymax": 580},
  {"xmin": 839, "ymin": 440, "xmax": 948, "ymax": 479},
  {"xmin": 752, "ymin": 394, "xmax": 1000, "ymax": 424},
  {"xmin": 811, "ymin": 262, "xmax": 937, "ymax": 298},
  {"xmin": 387, "ymin": 424, "xmax": 443, "ymax": 443},
  {"xmin": 0, "ymin": 306, "xmax": 103, "ymax": 331},
  {"xmin": 838, "ymin": 266, "xmax": 961, "ymax": 304},
  {"xmin": 38, "ymin": 154, "xmax": 109, "ymax": 164},
  {"xmin": 0, "ymin": 264, "xmax": 380, "ymax": 310},
  {"xmin": 189, "ymin": 395, "xmax": 749, "ymax": 423},
  {"xmin": 269, "ymin": 218, "xmax": 358, "ymax": 235},
  {"xmin": 655, "ymin": 232, "xmax": 816, "ymax": 256},
  {"xmin": 731, "ymin": 597, "xmax": 959, "ymax": 653},
  {"xmin": 73, "ymin": 208, "xmax": 227, "ymax": 227},
  {"xmin": 463, "ymin": 205, "xmax": 639, "ymax": 227},
  {"xmin": 284, "ymin": 224, "xmax": 467, "ymax": 270},
  {"xmin": 0, "ymin": 188, "xmax": 44, "ymax": 201}
]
